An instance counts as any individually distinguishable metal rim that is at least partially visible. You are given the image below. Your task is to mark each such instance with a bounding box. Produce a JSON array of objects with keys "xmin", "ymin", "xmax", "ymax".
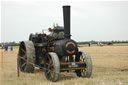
[
  {"xmin": 44, "ymin": 52, "xmax": 60, "ymax": 82},
  {"xmin": 19, "ymin": 43, "xmax": 27, "ymax": 71},
  {"xmin": 18, "ymin": 41, "xmax": 35, "ymax": 73},
  {"xmin": 75, "ymin": 51, "xmax": 92, "ymax": 78}
]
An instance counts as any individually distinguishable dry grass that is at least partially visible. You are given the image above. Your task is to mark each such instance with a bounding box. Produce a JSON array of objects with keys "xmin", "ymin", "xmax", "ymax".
[{"xmin": 0, "ymin": 45, "xmax": 128, "ymax": 85}]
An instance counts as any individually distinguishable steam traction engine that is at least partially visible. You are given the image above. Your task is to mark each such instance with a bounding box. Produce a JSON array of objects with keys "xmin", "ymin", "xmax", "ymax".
[{"xmin": 18, "ymin": 6, "xmax": 92, "ymax": 82}]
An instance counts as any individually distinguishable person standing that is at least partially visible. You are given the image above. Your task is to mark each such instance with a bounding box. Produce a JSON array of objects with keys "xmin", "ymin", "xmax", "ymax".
[
  {"xmin": 1, "ymin": 44, "xmax": 4, "ymax": 49},
  {"xmin": 10, "ymin": 46, "xmax": 13, "ymax": 51},
  {"xmin": 5, "ymin": 45, "xmax": 8, "ymax": 51}
]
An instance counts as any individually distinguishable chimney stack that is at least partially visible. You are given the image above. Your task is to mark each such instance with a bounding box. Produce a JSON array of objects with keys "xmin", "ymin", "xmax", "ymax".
[{"xmin": 63, "ymin": 5, "xmax": 71, "ymax": 38}]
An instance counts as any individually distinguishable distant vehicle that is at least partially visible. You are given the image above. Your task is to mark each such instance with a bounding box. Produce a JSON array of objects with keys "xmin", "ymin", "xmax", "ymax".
[
  {"xmin": 107, "ymin": 42, "xmax": 113, "ymax": 45},
  {"xmin": 97, "ymin": 42, "xmax": 104, "ymax": 47}
]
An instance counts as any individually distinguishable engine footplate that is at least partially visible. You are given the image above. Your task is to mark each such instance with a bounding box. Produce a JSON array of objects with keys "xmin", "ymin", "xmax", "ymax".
[{"xmin": 60, "ymin": 62, "xmax": 86, "ymax": 71}]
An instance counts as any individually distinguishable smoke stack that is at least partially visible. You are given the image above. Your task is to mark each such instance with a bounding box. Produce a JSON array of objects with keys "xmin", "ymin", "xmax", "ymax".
[{"xmin": 63, "ymin": 5, "xmax": 71, "ymax": 38}]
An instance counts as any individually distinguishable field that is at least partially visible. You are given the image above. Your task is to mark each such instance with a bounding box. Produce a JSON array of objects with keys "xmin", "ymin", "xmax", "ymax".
[{"xmin": 0, "ymin": 45, "xmax": 128, "ymax": 85}]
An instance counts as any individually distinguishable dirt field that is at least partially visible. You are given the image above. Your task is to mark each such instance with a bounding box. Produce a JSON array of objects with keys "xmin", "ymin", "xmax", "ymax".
[{"xmin": 0, "ymin": 45, "xmax": 128, "ymax": 85}]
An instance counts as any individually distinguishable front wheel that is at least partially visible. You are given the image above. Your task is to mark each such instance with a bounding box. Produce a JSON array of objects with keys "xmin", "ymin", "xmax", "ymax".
[
  {"xmin": 75, "ymin": 51, "xmax": 92, "ymax": 78},
  {"xmin": 44, "ymin": 52, "xmax": 60, "ymax": 82}
]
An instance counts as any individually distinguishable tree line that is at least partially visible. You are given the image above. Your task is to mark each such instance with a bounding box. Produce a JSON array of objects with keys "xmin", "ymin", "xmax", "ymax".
[
  {"xmin": 0, "ymin": 40, "xmax": 128, "ymax": 46},
  {"xmin": 0, "ymin": 41, "xmax": 19, "ymax": 46},
  {"xmin": 77, "ymin": 40, "xmax": 128, "ymax": 44}
]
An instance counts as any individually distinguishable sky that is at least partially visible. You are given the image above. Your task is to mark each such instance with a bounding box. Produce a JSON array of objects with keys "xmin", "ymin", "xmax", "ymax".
[{"xmin": 1, "ymin": 0, "xmax": 128, "ymax": 42}]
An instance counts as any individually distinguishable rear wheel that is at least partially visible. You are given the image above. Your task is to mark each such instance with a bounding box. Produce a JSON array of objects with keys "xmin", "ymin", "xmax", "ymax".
[
  {"xmin": 75, "ymin": 51, "xmax": 92, "ymax": 78},
  {"xmin": 44, "ymin": 52, "xmax": 60, "ymax": 82},
  {"xmin": 18, "ymin": 41, "xmax": 36, "ymax": 73}
]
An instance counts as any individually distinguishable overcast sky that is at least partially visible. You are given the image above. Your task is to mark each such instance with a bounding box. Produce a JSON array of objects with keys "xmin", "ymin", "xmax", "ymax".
[{"xmin": 1, "ymin": 0, "xmax": 128, "ymax": 42}]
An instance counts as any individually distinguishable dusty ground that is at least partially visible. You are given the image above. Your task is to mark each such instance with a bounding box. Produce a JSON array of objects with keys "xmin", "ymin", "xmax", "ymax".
[{"xmin": 0, "ymin": 45, "xmax": 128, "ymax": 85}]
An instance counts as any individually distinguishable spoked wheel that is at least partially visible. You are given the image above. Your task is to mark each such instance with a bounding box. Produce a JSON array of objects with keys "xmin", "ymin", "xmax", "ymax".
[
  {"xmin": 44, "ymin": 52, "xmax": 60, "ymax": 82},
  {"xmin": 18, "ymin": 41, "xmax": 36, "ymax": 73},
  {"xmin": 75, "ymin": 51, "xmax": 92, "ymax": 78}
]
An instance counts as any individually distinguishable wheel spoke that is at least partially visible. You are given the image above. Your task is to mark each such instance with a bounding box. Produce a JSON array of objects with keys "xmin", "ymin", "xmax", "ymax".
[
  {"xmin": 83, "ymin": 69, "xmax": 87, "ymax": 75},
  {"xmin": 21, "ymin": 48, "xmax": 26, "ymax": 54},
  {"xmin": 80, "ymin": 70, "xmax": 83, "ymax": 76},
  {"xmin": 22, "ymin": 62, "xmax": 26, "ymax": 67},
  {"xmin": 47, "ymin": 70, "xmax": 51, "ymax": 74},
  {"xmin": 18, "ymin": 55, "xmax": 24, "ymax": 57},
  {"xmin": 47, "ymin": 55, "xmax": 51, "ymax": 63},
  {"xmin": 50, "ymin": 71, "xmax": 54, "ymax": 78},
  {"xmin": 82, "ymin": 72, "xmax": 86, "ymax": 76},
  {"xmin": 84, "ymin": 68, "xmax": 88, "ymax": 73},
  {"xmin": 49, "ymin": 60, "xmax": 53, "ymax": 65},
  {"xmin": 20, "ymin": 57, "xmax": 26, "ymax": 61},
  {"xmin": 46, "ymin": 63, "xmax": 50, "ymax": 66},
  {"xmin": 47, "ymin": 55, "xmax": 50, "ymax": 60}
]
